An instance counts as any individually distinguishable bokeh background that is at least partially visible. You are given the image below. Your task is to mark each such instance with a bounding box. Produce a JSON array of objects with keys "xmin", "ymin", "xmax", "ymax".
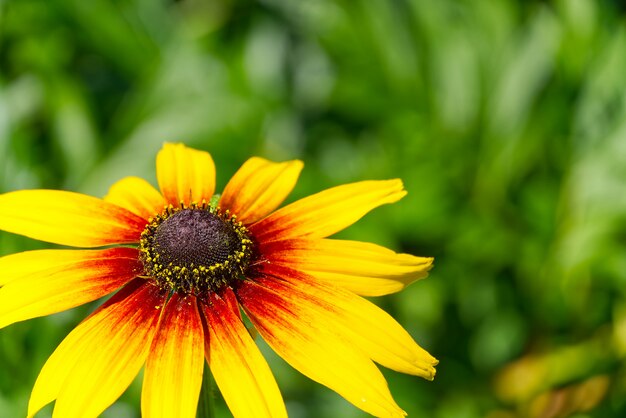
[{"xmin": 1, "ymin": 0, "xmax": 626, "ymax": 417}]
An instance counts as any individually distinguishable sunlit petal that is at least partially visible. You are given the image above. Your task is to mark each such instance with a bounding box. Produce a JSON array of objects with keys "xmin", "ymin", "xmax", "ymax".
[
  {"xmin": 28, "ymin": 280, "xmax": 165, "ymax": 418},
  {"xmin": 257, "ymin": 264, "xmax": 438, "ymax": 380},
  {"xmin": 202, "ymin": 288, "xmax": 287, "ymax": 418},
  {"xmin": 0, "ymin": 248, "xmax": 142, "ymax": 329},
  {"xmin": 262, "ymin": 238, "xmax": 433, "ymax": 296},
  {"xmin": 238, "ymin": 278, "xmax": 407, "ymax": 418},
  {"xmin": 142, "ymin": 293, "xmax": 204, "ymax": 418},
  {"xmin": 220, "ymin": 157, "xmax": 303, "ymax": 225},
  {"xmin": 156, "ymin": 143, "xmax": 216, "ymax": 207},
  {"xmin": 0, "ymin": 190, "xmax": 146, "ymax": 247},
  {"xmin": 249, "ymin": 180, "xmax": 406, "ymax": 242},
  {"xmin": 105, "ymin": 176, "xmax": 166, "ymax": 221}
]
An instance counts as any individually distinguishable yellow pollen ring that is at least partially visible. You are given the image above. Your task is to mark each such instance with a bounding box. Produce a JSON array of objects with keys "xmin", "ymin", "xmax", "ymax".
[{"xmin": 139, "ymin": 201, "xmax": 254, "ymax": 295}]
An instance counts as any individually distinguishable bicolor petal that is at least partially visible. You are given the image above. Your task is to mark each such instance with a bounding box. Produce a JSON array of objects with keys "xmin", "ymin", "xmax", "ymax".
[
  {"xmin": 249, "ymin": 180, "xmax": 406, "ymax": 242},
  {"xmin": 28, "ymin": 279, "xmax": 165, "ymax": 418},
  {"xmin": 257, "ymin": 264, "xmax": 438, "ymax": 380},
  {"xmin": 105, "ymin": 176, "xmax": 166, "ymax": 221},
  {"xmin": 0, "ymin": 247, "xmax": 142, "ymax": 329},
  {"xmin": 157, "ymin": 143, "xmax": 216, "ymax": 207},
  {"xmin": 0, "ymin": 190, "xmax": 146, "ymax": 247},
  {"xmin": 202, "ymin": 288, "xmax": 287, "ymax": 418},
  {"xmin": 142, "ymin": 293, "xmax": 204, "ymax": 418},
  {"xmin": 219, "ymin": 157, "xmax": 303, "ymax": 225},
  {"xmin": 238, "ymin": 278, "xmax": 407, "ymax": 418},
  {"xmin": 261, "ymin": 238, "xmax": 433, "ymax": 296}
]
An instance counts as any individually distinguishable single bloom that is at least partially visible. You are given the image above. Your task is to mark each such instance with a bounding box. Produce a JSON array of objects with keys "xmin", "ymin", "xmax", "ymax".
[{"xmin": 0, "ymin": 143, "xmax": 437, "ymax": 418}]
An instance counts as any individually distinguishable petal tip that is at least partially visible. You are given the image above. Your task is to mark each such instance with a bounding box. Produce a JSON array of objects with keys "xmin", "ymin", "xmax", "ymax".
[
  {"xmin": 384, "ymin": 179, "xmax": 407, "ymax": 203},
  {"xmin": 290, "ymin": 159, "xmax": 305, "ymax": 169},
  {"xmin": 424, "ymin": 257, "xmax": 435, "ymax": 271},
  {"xmin": 425, "ymin": 358, "xmax": 438, "ymax": 381},
  {"xmin": 162, "ymin": 141, "xmax": 182, "ymax": 149},
  {"xmin": 27, "ymin": 393, "xmax": 51, "ymax": 418}
]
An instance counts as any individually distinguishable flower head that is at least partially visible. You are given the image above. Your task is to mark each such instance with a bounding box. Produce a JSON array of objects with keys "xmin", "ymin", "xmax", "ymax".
[{"xmin": 0, "ymin": 143, "xmax": 437, "ymax": 418}]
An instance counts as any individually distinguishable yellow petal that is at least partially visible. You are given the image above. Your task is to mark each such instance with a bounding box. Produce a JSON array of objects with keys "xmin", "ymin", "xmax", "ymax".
[
  {"xmin": 0, "ymin": 247, "xmax": 142, "ymax": 329},
  {"xmin": 258, "ymin": 265, "xmax": 438, "ymax": 380},
  {"xmin": 28, "ymin": 280, "xmax": 165, "ymax": 418},
  {"xmin": 104, "ymin": 176, "xmax": 166, "ymax": 221},
  {"xmin": 156, "ymin": 143, "xmax": 216, "ymax": 207},
  {"xmin": 219, "ymin": 157, "xmax": 303, "ymax": 225},
  {"xmin": 202, "ymin": 288, "xmax": 287, "ymax": 418},
  {"xmin": 0, "ymin": 190, "xmax": 146, "ymax": 247},
  {"xmin": 142, "ymin": 294, "xmax": 204, "ymax": 418},
  {"xmin": 262, "ymin": 238, "xmax": 433, "ymax": 296},
  {"xmin": 238, "ymin": 279, "xmax": 407, "ymax": 418},
  {"xmin": 249, "ymin": 180, "xmax": 406, "ymax": 242}
]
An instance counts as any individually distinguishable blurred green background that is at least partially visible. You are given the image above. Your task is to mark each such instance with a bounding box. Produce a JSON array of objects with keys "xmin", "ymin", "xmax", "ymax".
[{"xmin": 1, "ymin": 0, "xmax": 626, "ymax": 417}]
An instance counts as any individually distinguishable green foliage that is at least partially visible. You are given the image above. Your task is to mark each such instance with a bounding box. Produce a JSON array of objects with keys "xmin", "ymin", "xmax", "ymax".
[{"xmin": 2, "ymin": 0, "xmax": 626, "ymax": 416}]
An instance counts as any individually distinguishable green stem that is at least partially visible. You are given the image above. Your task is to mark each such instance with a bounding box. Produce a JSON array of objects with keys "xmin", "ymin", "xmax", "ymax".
[{"xmin": 197, "ymin": 365, "xmax": 216, "ymax": 418}]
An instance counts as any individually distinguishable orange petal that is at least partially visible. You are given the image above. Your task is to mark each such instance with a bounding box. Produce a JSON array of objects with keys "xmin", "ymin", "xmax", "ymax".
[
  {"xmin": 249, "ymin": 180, "xmax": 406, "ymax": 242},
  {"xmin": 105, "ymin": 176, "xmax": 166, "ymax": 221},
  {"xmin": 237, "ymin": 278, "xmax": 407, "ymax": 418},
  {"xmin": 156, "ymin": 143, "xmax": 216, "ymax": 207},
  {"xmin": 202, "ymin": 288, "xmax": 287, "ymax": 418},
  {"xmin": 0, "ymin": 190, "xmax": 146, "ymax": 247},
  {"xmin": 258, "ymin": 264, "xmax": 438, "ymax": 380},
  {"xmin": 219, "ymin": 157, "xmax": 303, "ymax": 225},
  {"xmin": 262, "ymin": 238, "xmax": 433, "ymax": 296},
  {"xmin": 28, "ymin": 279, "xmax": 165, "ymax": 418},
  {"xmin": 142, "ymin": 293, "xmax": 204, "ymax": 418},
  {"xmin": 0, "ymin": 247, "xmax": 142, "ymax": 329}
]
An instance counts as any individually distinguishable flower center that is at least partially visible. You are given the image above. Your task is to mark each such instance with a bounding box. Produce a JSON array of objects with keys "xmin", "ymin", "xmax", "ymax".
[{"xmin": 139, "ymin": 204, "xmax": 253, "ymax": 294}]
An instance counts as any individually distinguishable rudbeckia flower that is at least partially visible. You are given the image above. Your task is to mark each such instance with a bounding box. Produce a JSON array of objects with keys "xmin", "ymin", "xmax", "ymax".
[{"xmin": 0, "ymin": 143, "xmax": 437, "ymax": 418}]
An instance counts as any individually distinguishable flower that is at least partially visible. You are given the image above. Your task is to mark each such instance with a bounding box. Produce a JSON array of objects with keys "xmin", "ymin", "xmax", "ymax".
[{"xmin": 0, "ymin": 143, "xmax": 437, "ymax": 418}]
